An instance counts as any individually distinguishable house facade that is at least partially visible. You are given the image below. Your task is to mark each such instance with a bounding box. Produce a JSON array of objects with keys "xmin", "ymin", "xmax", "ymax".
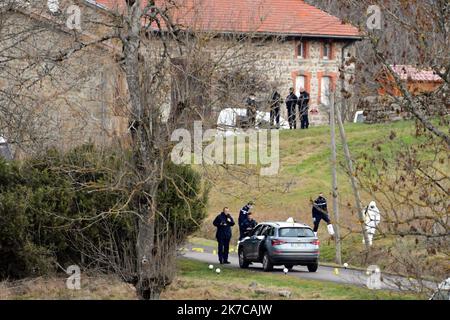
[
  {"xmin": 1, "ymin": 0, "xmax": 361, "ymax": 157},
  {"xmin": 97, "ymin": 0, "xmax": 361, "ymax": 125},
  {"xmin": 0, "ymin": 1, "xmax": 128, "ymax": 156}
]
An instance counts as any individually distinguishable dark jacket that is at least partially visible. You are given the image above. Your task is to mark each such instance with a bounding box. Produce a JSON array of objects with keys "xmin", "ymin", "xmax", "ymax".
[
  {"xmin": 246, "ymin": 97, "xmax": 257, "ymax": 110},
  {"xmin": 238, "ymin": 205, "xmax": 251, "ymax": 229},
  {"xmin": 312, "ymin": 196, "xmax": 328, "ymax": 216},
  {"xmin": 270, "ymin": 91, "xmax": 281, "ymax": 109},
  {"xmin": 241, "ymin": 219, "xmax": 258, "ymax": 237},
  {"xmin": 213, "ymin": 212, "xmax": 235, "ymax": 240},
  {"xmin": 285, "ymin": 92, "xmax": 298, "ymax": 110},
  {"xmin": 298, "ymin": 91, "xmax": 310, "ymax": 114}
]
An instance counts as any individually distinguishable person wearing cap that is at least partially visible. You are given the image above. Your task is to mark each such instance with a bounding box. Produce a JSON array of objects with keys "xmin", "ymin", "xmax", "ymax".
[
  {"xmin": 241, "ymin": 212, "xmax": 258, "ymax": 238},
  {"xmin": 312, "ymin": 192, "xmax": 333, "ymax": 236},
  {"xmin": 238, "ymin": 201, "xmax": 254, "ymax": 240}
]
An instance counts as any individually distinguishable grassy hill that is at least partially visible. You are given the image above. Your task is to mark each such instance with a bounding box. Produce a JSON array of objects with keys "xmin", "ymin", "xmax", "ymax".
[
  {"xmin": 197, "ymin": 120, "xmax": 419, "ymax": 241},
  {"xmin": 193, "ymin": 119, "xmax": 449, "ymax": 274}
]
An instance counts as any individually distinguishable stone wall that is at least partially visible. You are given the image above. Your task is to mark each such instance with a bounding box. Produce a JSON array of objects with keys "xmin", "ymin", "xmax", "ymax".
[
  {"xmin": 0, "ymin": 6, "xmax": 129, "ymax": 157},
  {"xmin": 199, "ymin": 37, "xmax": 356, "ymax": 126},
  {"xmin": 1, "ymin": 4, "xmax": 358, "ymax": 159},
  {"xmin": 359, "ymin": 91, "xmax": 449, "ymax": 124}
]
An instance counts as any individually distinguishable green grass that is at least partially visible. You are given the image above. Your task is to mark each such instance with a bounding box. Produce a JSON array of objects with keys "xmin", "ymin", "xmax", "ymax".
[
  {"xmin": 188, "ymin": 236, "xmax": 217, "ymax": 247},
  {"xmin": 198, "ymin": 120, "xmax": 421, "ymax": 239},
  {"xmin": 177, "ymin": 259, "xmax": 422, "ymax": 300},
  {"xmin": 195, "ymin": 119, "xmax": 448, "ymax": 274}
]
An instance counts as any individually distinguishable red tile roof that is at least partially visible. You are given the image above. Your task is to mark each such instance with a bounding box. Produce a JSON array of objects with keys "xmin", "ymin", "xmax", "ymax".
[
  {"xmin": 92, "ymin": 0, "xmax": 361, "ymax": 38},
  {"xmin": 391, "ymin": 65, "xmax": 443, "ymax": 82}
]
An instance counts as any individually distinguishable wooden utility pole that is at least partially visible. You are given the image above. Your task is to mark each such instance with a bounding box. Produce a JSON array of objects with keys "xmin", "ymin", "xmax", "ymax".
[
  {"xmin": 329, "ymin": 93, "xmax": 342, "ymax": 265},
  {"xmin": 335, "ymin": 102, "xmax": 371, "ymax": 251}
]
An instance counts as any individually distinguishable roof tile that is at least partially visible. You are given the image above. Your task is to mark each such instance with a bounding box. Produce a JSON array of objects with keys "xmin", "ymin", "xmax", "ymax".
[
  {"xmin": 94, "ymin": 0, "xmax": 361, "ymax": 38},
  {"xmin": 391, "ymin": 65, "xmax": 443, "ymax": 82}
]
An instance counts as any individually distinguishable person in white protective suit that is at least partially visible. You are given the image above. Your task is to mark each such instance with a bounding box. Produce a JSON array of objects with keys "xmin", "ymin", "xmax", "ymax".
[{"xmin": 362, "ymin": 201, "xmax": 381, "ymax": 246}]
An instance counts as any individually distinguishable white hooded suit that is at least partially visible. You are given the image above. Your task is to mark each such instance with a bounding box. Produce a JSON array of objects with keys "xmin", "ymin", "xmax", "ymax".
[{"xmin": 362, "ymin": 201, "xmax": 381, "ymax": 246}]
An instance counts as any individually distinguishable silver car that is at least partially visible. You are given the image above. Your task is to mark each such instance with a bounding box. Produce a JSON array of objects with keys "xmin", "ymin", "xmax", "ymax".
[{"xmin": 238, "ymin": 222, "xmax": 320, "ymax": 272}]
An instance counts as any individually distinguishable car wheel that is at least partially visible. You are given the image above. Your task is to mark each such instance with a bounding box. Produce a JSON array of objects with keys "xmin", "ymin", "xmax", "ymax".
[
  {"xmin": 262, "ymin": 252, "xmax": 273, "ymax": 272},
  {"xmin": 284, "ymin": 264, "xmax": 294, "ymax": 271},
  {"xmin": 238, "ymin": 248, "xmax": 250, "ymax": 269},
  {"xmin": 307, "ymin": 263, "xmax": 318, "ymax": 272}
]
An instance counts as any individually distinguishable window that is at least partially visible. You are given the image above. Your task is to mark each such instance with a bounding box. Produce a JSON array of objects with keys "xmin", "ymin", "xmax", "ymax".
[
  {"xmin": 262, "ymin": 226, "xmax": 274, "ymax": 237},
  {"xmin": 321, "ymin": 76, "xmax": 331, "ymax": 105},
  {"xmin": 251, "ymin": 224, "xmax": 264, "ymax": 236},
  {"xmin": 279, "ymin": 228, "xmax": 315, "ymax": 238},
  {"xmin": 323, "ymin": 42, "xmax": 331, "ymax": 60},
  {"xmin": 259, "ymin": 225, "xmax": 270, "ymax": 236},
  {"xmin": 297, "ymin": 41, "xmax": 304, "ymax": 58},
  {"xmin": 295, "ymin": 75, "xmax": 305, "ymax": 97}
]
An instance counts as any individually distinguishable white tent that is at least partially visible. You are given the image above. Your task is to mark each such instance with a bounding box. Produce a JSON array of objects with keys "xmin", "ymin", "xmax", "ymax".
[{"xmin": 217, "ymin": 108, "xmax": 290, "ymax": 134}]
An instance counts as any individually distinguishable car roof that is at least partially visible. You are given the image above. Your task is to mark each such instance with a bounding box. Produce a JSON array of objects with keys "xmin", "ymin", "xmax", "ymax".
[{"xmin": 258, "ymin": 221, "xmax": 312, "ymax": 229}]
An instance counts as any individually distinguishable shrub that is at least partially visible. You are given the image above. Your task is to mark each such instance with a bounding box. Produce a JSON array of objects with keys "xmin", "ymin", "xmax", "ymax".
[{"xmin": 0, "ymin": 146, "xmax": 208, "ymax": 280}]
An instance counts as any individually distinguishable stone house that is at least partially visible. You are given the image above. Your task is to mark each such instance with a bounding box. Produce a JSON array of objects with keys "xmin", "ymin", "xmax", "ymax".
[
  {"xmin": 359, "ymin": 65, "xmax": 446, "ymax": 124},
  {"xmin": 1, "ymin": 0, "xmax": 361, "ymax": 158},
  {"xmin": 96, "ymin": 0, "xmax": 361, "ymax": 125},
  {"xmin": 377, "ymin": 65, "xmax": 444, "ymax": 97},
  {"xmin": 0, "ymin": 1, "xmax": 128, "ymax": 156}
]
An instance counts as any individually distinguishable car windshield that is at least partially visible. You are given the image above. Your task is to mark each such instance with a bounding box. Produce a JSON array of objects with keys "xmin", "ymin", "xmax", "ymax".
[{"xmin": 279, "ymin": 227, "xmax": 314, "ymax": 238}]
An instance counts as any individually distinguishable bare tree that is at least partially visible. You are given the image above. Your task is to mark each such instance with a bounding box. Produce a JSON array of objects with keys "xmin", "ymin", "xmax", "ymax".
[
  {"xmin": 308, "ymin": 0, "xmax": 449, "ymax": 292},
  {"xmin": 0, "ymin": 0, "xmax": 284, "ymax": 299}
]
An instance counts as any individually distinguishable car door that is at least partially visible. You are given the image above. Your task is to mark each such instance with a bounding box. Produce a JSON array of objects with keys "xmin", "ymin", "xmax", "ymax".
[
  {"xmin": 249, "ymin": 225, "xmax": 269, "ymax": 260},
  {"xmin": 261, "ymin": 226, "xmax": 275, "ymax": 256},
  {"xmin": 243, "ymin": 224, "xmax": 263, "ymax": 259},
  {"xmin": 255, "ymin": 225, "xmax": 274, "ymax": 261}
]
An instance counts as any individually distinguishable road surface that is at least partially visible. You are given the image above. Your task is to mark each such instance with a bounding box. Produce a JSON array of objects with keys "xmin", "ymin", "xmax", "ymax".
[{"xmin": 180, "ymin": 244, "xmax": 436, "ymax": 292}]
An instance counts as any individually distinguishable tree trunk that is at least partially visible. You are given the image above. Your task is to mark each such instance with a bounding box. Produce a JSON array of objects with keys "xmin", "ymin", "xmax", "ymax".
[
  {"xmin": 335, "ymin": 102, "xmax": 371, "ymax": 251},
  {"xmin": 329, "ymin": 94, "xmax": 342, "ymax": 265},
  {"xmin": 120, "ymin": 0, "xmax": 165, "ymax": 300}
]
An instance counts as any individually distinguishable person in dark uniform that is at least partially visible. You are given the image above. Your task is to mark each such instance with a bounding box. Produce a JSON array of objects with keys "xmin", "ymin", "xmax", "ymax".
[
  {"xmin": 213, "ymin": 207, "xmax": 235, "ymax": 264},
  {"xmin": 241, "ymin": 212, "xmax": 258, "ymax": 238},
  {"xmin": 238, "ymin": 201, "xmax": 254, "ymax": 240},
  {"xmin": 312, "ymin": 192, "xmax": 331, "ymax": 235},
  {"xmin": 298, "ymin": 87, "xmax": 310, "ymax": 129},
  {"xmin": 246, "ymin": 94, "xmax": 257, "ymax": 127},
  {"xmin": 285, "ymin": 88, "xmax": 298, "ymax": 129},
  {"xmin": 270, "ymin": 91, "xmax": 281, "ymax": 128}
]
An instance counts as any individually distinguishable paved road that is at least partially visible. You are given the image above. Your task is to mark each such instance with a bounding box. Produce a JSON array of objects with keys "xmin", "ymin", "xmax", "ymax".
[{"xmin": 181, "ymin": 244, "xmax": 437, "ymax": 292}]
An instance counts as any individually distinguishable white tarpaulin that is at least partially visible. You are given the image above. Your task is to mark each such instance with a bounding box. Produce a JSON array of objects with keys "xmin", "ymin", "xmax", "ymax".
[{"xmin": 217, "ymin": 108, "xmax": 290, "ymax": 134}]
